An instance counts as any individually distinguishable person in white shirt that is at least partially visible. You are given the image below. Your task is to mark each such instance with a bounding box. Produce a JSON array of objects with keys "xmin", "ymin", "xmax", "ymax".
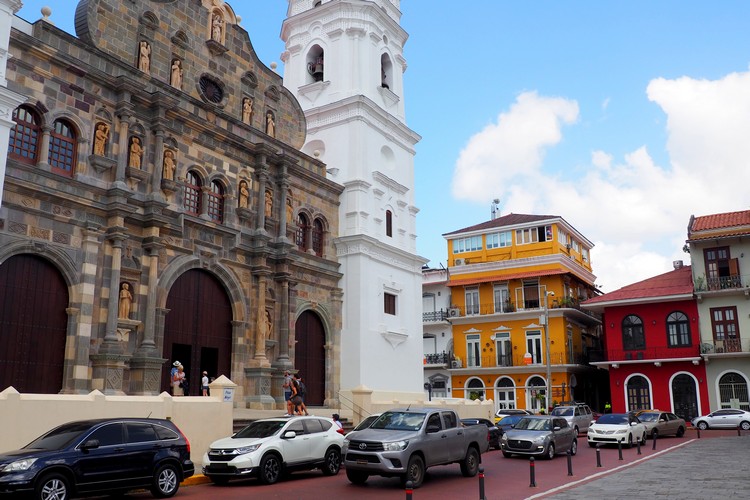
[{"xmin": 201, "ymin": 371, "xmax": 209, "ymax": 396}]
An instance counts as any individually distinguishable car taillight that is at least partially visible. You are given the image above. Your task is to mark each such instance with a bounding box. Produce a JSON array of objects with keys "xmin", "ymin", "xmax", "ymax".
[{"xmin": 175, "ymin": 426, "xmax": 191, "ymax": 454}]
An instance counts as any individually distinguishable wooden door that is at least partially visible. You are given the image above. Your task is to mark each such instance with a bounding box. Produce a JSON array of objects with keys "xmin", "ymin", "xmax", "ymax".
[
  {"xmin": 294, "ymin": 311, "xmax": 325, "ymax": 405},
  {"xmin": 162, "ymin": 270, "xmax": 232, "ymax": 393},
  {"xmin": 0, "ymin": 254, "xmax": 67, "ymax": 393},
  {"xmin": 672, "ymin": 374, "xmax": 698, "ymax": 421}
]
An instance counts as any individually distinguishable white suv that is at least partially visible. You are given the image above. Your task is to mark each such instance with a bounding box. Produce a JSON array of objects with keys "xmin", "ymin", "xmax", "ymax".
[
  {"xmin": 203, "ymin": 416, "xmax": 344, "ymax": 485},
  {"xmin": 550, "ymin": 403, "xmax": 593, "ymax": 435}
]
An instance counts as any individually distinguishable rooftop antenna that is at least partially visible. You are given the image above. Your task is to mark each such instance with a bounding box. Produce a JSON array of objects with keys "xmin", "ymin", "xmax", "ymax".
[{"xmin": 491, "ymin": 198, "xmax": 500, "ymax": 220}]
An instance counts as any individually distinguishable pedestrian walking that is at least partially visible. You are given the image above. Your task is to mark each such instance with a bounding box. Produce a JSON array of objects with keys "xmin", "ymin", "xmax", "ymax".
[
  {"xmin": 201, "ymin": 371, "xmax": 209, "ymax": 396},
  {"xmin": 294, "ymin": 373, "xmax": 309, "ymax": 416},
  {"xmin": 283, "ymin": 370, "xmax": 293, "ymax": 416}
]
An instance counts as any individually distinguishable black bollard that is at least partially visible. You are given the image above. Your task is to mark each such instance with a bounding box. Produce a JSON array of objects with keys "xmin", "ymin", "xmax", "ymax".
[
  {"xmin": 696, "ymin": 427, "xmax": 701, "ymax": 439},
  {"xmin": 566, "ymin": 449, "xmax": 573, "ymax": 476},
  {"xmin": 405, "ymin": 480, "xmax": 413, "ymax": 500},
  {"xmin": 738, "ymin": 425, "xmax": 742, "ymax": 436},
  {"xmin": 652, "ymin": 432, "xmax": 657, "ymax": 450},
  {"xmin": 618, "ymin": 439, "xmax": 623, "ymax": 460},
  {"xmin": 596, "ymin": 444, "xmax": 602, "ymax": 467},
  {"xmin": 636, "ymin": 437, "xmax": 641, "ymax": 455},
  {"xmin": 478, "ymin": 465, "xmax": 486, "ymax": 500},
  {"xmin": 529, "ymin": 457, "xmax": 536, "ymax": 487}
]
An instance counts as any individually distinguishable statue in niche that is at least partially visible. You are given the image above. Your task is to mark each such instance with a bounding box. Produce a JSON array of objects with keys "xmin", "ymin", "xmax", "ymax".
[
  {"xmin": 266, "ymin": 112, "xmax": 275, "ymax": 137},
  {"xmin": 265, "ymin": 310, "xmax": 273, "ymax": 339},
  {"xmin": 286, "ymin": 197, "xmax": 293, "ymax": 223},
  {"xmin": 265, "ymin": 190, "xmax": 273, "ymax": 218},
  {"xmin": 242, "ymin": 98, "xmax": 253, "ymax": 124},
  {"xmin": 211, "ymin": 13, "xmax": 224, "ymax": 43},
  {"xmin": 128, "ymin": 137, "xmax": 143, "ymax": 168},
  {"xmin": 238, "ymin": 180, "xmax": 249, "ymax": 208},
  {"xmin": 93, "ymin": 122, "xmax": 110, "ymax": 156},
  {"xmin": 118, "ymin": 282, "xmax": 133, "ymax": 319},
  {"xmin": 171, "ymin": 59, "xmax": 183, "ymax": 89},
  {"xmin": 163, "ymin": 150, "xmax": 176, "ymax": 180},
  {"xmin": 138, "ymin": 40, "xmax": 151, "ymax": 73}
]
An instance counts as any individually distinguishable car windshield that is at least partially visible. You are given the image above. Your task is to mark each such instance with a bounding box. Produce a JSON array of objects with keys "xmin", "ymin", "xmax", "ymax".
[
  {"xmin": 353, "ymin": 415, "xmax": 379, "ymax": 432},
  {"xmin": 370, "ymin": 411, "xmax": 426, "ymax": 431},
  {"xmin": 24, "ymin": 421, "xmax": 94, "ymax": 450},
  {"xmin": 500, "ymin": 415, "xmax": 524, "ymax": 426},
  {"xmin": 596, "ymin": 414, "xmax": 628, "ymax": 425},
  {"xmin": 234, "ymin": 420, "xmax": 286, "ymax": 439},
  {"xmin": 637, "ymin": 413, "xmax": 659, "ymax": 422},
  {"xmin": 551, "ymin": 407, "xmax": 574, "ymax": 416},
  {"xmin": 513, "ymin": 418, "xmax": 551, "ymax": 431}
]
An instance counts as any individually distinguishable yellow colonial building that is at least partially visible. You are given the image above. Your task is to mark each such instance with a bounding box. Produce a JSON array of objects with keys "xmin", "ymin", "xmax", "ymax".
[{"xmin": 444, "ymin": 213, "xmax": 605, "ymax": 412}]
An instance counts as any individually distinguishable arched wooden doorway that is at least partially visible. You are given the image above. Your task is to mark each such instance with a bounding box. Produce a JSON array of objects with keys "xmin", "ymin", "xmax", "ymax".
[
  {"xmin": 672, "ymin": 374, "xmax": 699, "ymax": 421},
  {"xmin": 294, "ymin": 310, "xmax": 325, "ymax": 405},
  {"xmin": 0, "ymin": 254, "xmax": 68, "ymax": 393},
  {"xmin": 162, "ymin": 269, "xmax": 232, "ymax": 394}
]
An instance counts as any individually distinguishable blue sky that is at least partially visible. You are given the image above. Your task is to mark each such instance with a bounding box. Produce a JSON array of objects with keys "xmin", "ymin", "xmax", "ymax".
[{"xmin": 16, "ymin": 1, "xmax": 750, "ymax": 292}]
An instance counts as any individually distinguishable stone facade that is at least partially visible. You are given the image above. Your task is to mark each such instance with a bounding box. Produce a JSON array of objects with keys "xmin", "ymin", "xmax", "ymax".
[{"xmin": 0, "ymin": 0, "xmax": 343, "ymax": 408}]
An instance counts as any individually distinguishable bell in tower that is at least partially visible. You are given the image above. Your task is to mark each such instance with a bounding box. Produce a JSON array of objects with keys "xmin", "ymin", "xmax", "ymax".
[{"xmin": 307, "ymin": 54, "xmax": 324, "ymax": 82}]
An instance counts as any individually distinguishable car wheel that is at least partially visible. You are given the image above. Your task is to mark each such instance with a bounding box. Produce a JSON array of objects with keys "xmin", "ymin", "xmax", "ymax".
[
  {"xmin": 676, "ymin": 426, "xmax": 685, "ymax": 437},
  {"xmin": 321, "ymin": 447, "xmax": 341, "ymax": 476},
  {"xmin": 740, "ymin": 421, "xmax": 750, "ymax": 431},
  {"xmin": 626, "ymin": 434, "xmax": 633, "ymax": 448},
  {"xmin": 697, "ymin": 421, "xmax": 708, "ymax": 430},
  {"xmin": 641, "ymin": 432, "xmax": 647, "ymax": 445},
  {"xmin": 401, "ymin": 455, "xmax": 425, "ymax": 488},
  {"xmin": 259, "ymin": 454, "xmax": 282, "ymax": 485},
  {"xmin": 35, "ymin": 472, "xmax": 70, "ymax": 500},
  {"xmin": 460, "ymin": 447, "xmax": 480, "ymax": 477},
  {"xmin": 570, "ymin": 439, "xmax": 577, "ymax": 456},
  {"xmin": 209, "ymin": 476, "xmax": 230, "ymax": 486},
  {"xmin": 346, "ymin": 469, "xmax": 369, "ymax": 485},
  {"xmin": 545, "ymin": 443, "xmax": 555, "ymax": 460},
  {"xmin": 150, "ymin": 463, "xmax": 180, "ymax": 498}
]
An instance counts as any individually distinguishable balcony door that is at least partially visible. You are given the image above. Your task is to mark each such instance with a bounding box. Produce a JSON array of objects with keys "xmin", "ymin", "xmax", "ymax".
[
  {"xmin": 493, "ymin": 285, "xmax": 510, "ymax": 313},
  {"xmin": 495, "ymin": 332, "xmax": 512, "ymax": 366},
  {"xmin": 466, "ymin": 334, "xmax": 481, "ymax": 367},
  {"xmin": 526, "ymin": 330, "xmax": 542, "ymax": 364},
  {"xmin": 495, "ymin": 377, "xmax": 516, "ymax": 410},
  {"xmin": 465, "ymin": 287, "xmax": 479, "ymax": 315},
  {"xmin": 711, "ymin": 306, "xmax": 740, "ymax": 352}
]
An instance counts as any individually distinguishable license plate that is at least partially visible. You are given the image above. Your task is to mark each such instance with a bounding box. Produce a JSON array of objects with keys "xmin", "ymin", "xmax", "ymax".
[{"xmin": 356, "ymin": 460, "xmax": 368, "ymax": 465}]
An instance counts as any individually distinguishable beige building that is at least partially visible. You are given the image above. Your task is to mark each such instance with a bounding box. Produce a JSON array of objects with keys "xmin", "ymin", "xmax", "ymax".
[{"xmin": 0, "ymin": 0, "xmax": 343, "ymax": 409}]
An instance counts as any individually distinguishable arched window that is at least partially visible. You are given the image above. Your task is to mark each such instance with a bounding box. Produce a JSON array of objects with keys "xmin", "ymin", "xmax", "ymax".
[
  {"xmin": 207, "ymin": 180, "xmax": 225, "ymax": 223},
  {"xmin": 296, "ymin": 213, "xmax": 310, "ymax": 251},
  {"xmin": 622, "ymin": 315, "xmax": 645, "ymax": 350},
  {"xmin": 49, "ymin": 119, "xmax": 77, "ymax": 177},
  {"xmin": 466, "ymin": 378, "xmax": 484, "ymax": 401},
  {"xmin": 306, "ymin": 45, "xmax": 324, "ymax": 83},
  {"xmin": 312, "ymin": 218, "xmax": 324, "ymax": 256},
  {"xmin": 666, "ymin": 311, "xmax": 690, "ymax": 347},
  {"xmin": 183, "ymin": 171, "xmax": 202, "ymax": 216},
  {"xmin": 381, "ymin": 53, "xmax": 393, "ymax": 89},
  {"xmin": 495, "ymin": 377, "xmax": 516, "ymax": 410},
  {"xmin": 8, "ymin": 106, "xmax": 41, "ymax": 164},
  {"xmin": 626, "ymin": 375, "xmax": 651, "ymax": 411},
  {"xmin": 386, "ymin": 210, "xmax": 393, "ymax": 237},
  {"xmin": 718, "ymin": 373, "xmax": 749, "ymax": 410}
]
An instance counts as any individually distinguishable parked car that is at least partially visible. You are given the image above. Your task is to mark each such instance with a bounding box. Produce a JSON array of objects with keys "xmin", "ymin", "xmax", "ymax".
[
  {"xmin": 342, "ymin": 408, "xmax": 488, "ymax": 488},
  {"xmin": 550, "ymin": 403, "xmax": 594, "ymax": 435},
  {"xmin": 587, "ymin": 413, "xmax": 646, "ymax": 448},
  {"xmin": 496, "ymin": 414, "xmax": 525, "ymax": 437},
  {"xmin": 461, "ymin": 418, "xmax": 501, "ymax": 450},
  {"xmin": 500, "ymin": 416, "xmax": 577, "ymax": 459},
  {"xmin": 345, "ymin": 413, "xmax": 382, "ymax": 438},
  {"xmin": 0, "ymin": 418, "xmax": 194, "ymax": 499},
  {"xmin": 691, "ymin": 409, "xmax": 750, "ymax": 430},
  {"xmin": 494, "ymin": 408, "xmax": 534, "ymax": 424},
  {"xmin": 202, "ymin": 416, "xmax": 344, "ymax": 485},
  {"xmin": 636, "ymin": 411, "xmax": 686, "ymax": 438}
]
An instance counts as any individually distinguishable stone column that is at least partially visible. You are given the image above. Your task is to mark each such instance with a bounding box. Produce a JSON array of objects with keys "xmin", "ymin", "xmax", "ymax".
[
  {"xmin": 277, "ymin": 280, "xmax": 291, "ymax": 364},
  {"xmin": 278, "ymin": 174, "xmax": 289, "ymax": 238},
  {"xmin": 253, "ymin": 273, "xmax": 270, "ymax": 365},
  {"xmin": 255, "ymin": 157, "xmax": 268, "ymax": 231},
  {"xmin": 151, "ymin": 128, "xmax": 164, "ymax": 193},
  {"xmin": 37, "ymin": 125, "xmax": 51, "ymax": 168},
  {"xmin": 115, "ymin": 109, "xmax": 131, "ymax": 183}
]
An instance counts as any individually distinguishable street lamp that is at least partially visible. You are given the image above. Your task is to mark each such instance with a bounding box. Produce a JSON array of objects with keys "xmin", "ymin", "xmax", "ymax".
[{"xmin": 543, "ymin": 290, "xmax": 555, "ymax": 412}]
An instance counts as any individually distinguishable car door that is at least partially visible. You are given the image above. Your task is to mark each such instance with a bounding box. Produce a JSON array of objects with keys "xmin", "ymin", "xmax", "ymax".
[
  {"xmin": 707, "ymin": 409, "xmax": 737, "ymax": 428},
  {"xmin": 123, "ymin": 422, "xmax": 162, "ymax": 486},
  {"xmin": 74, "ymin": 422, "xmax": 129, "ymax": 493},
  {"xmin": 441, "ymin": 412, "xmax": 466, "ymax": 462},
  {"xmin": 422, "ymin": 413, "xmax": 449, "ymax": 465},
  {"xmin": 280, "ymin": 420, "xmax": 311, "ymax": 464},
  {"xmin": 302, "ymin": 419, "xmax": 329, "ymax": 462},
  {"xmin": 553, "ymin": 418, "xmax": 572, "ymax": 451}
]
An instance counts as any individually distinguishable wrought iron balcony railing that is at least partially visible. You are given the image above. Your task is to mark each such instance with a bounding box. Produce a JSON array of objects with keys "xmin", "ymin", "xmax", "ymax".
[
  {"xmin": 700, "ymin": 338, "xmax": 747, "ymax": 354},
  {"xmin": 424, "ymin": 351, "xmax": 452, "ymax": 365},
  {"xmin": 423, "ymin": 310, "xmax": 449, "ymax": 322}
]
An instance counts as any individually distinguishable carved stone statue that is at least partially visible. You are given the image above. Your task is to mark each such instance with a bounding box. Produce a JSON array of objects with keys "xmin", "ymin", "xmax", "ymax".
[
  {"xmin": 128, "ymin": 137, "xmax": 143, "ymax": 168},
  {"xmin": 238, "ymin": 180, "xmax": 249, "ymax": 208},
  {"xmin": 265, "ymin": 190, "xmax": 273, "ymax": 218},
  {"xmin": 242, "ymin": 98, "xmax": 253, "ymax": 124},
  {"xmin": 171, "ymin": 59, "xmax": 183, "ymax": 89},
  {"xmin": 265, "ymin": 310, "xmax": 273, "ymax": 339},
  {"xmin": 118, "ymin": 282, "xmax": 133, "ymax": 319},
  {"xmin": 211, "ymin": 13, "xmax": 224, "ymax": 43},
  {"xmin": 265, "ymin": 112, "xmax": 275, "ymax": 137},
  {"xmin": 138, "ymin": 41, "xmax": 151, "ymax": 73},
  {"xmin": 286, "ymin": 197, "xmax": 293, "ymax": 223},
  {"xmin": 93, "ymin": 122, "xmax": 110, "ymax": 156},
  {"xmin": 163, "ymin": 150, "xmax": 176, "ymax": 180}
]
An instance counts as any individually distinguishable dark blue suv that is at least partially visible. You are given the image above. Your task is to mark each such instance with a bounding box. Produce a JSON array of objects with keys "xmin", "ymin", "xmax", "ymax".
[{"xmin": 0, "ymin": 418, "xmax": 194, "ymax": 499}]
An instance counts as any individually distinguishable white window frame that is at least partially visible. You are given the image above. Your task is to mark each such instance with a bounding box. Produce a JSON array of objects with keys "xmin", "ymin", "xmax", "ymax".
[
  {"xmin": 487, "ymin": 231, "xmax": 512, "ymax": 249},
  {"xmin": 526, "ymin": 330, "xmax": 542, "ymax": 364},
  {"xmin": 495, "ymin": 332, "xmax": 512, "ymax": 366},
  {"xmin": 465, "ymin": 287, "xmax": 480, "ymax": 315},
  {"xmin": 467, "ymin": 334, "xmax": 481, "ymax": 368},
  {"xmin": 453, "ymin": 235, "xmax": 483, "ymax": 254},
  {"xmin": 493, "ymin": 285, "xmax": 510, "ymax": 313}
]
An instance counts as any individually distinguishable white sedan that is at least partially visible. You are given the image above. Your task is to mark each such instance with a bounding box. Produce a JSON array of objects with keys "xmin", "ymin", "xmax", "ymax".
[
  {"xmin": 692, "ymin": 409, "xmax": 750, "ymax": 430},
  {"xmin": 202, "ymin": 416, "xmax": 344, "ymax": 485},
  {"xmin": 587, "ymin": 413, "xmax": 646, "ymax": 448}
]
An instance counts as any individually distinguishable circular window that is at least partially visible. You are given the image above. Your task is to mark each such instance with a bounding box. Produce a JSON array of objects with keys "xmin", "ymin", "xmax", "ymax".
[{"xmin": 199, "ymin": 76, "xmax": 224, "ymax": 103}]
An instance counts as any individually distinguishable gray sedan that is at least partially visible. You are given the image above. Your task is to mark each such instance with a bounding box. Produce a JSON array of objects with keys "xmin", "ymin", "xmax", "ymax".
[
  {"xmin": 636, "ymin": 411, "xmax": 686, "ymax": 438},
  {"xmin": 500, "ymin": 416, "xmax": 577, "ymax": 460}
]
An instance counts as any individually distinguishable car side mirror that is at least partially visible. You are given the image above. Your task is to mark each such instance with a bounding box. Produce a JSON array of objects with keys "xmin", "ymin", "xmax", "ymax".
[
  {"xmin": 80, "ymin": 439, "xmax": 100, "ymax": 450},
  {"xmin": 282, "ymin": 430, "xmax": 297, "ymax": 439},
  {"xmin": 426, "ymin": 424, "xmax": 441, "ymax": 433},
  {"xmin": 553, "ymin": 426, "xmax": 561, "ymax": 431}
]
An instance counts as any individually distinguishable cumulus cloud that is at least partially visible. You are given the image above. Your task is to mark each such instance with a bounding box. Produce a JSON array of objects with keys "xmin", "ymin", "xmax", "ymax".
[{"xmin": 450, "ymin": 70, "xmax": 750, "ymax": 292}]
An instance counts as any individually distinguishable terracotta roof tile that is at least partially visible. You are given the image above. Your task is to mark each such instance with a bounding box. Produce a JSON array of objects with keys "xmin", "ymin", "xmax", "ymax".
[
  {"xmin": 690, "ymin": 210, "xmax": 750, "ymax": 233},
  {"xmin": 583, "ymin": 266, "xmax": 693, "ymax": 305}
]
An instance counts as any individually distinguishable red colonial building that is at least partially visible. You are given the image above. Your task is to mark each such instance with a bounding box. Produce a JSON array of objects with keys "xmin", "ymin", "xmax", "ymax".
[{"xmin": 582, "ymin": 263, "xmax": 708, "ymax": 422}]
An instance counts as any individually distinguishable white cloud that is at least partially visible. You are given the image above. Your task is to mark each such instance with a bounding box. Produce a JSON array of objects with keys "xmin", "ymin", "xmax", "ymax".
[{"xmin": 451, "ymin": 70, "xmax": 750, "ymax": 292}]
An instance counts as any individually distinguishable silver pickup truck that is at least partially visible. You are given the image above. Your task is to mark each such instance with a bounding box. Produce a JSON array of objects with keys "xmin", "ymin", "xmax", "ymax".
[{"xmin": 342, "ymin": 408, "xmax": 489, "ymax": 488}]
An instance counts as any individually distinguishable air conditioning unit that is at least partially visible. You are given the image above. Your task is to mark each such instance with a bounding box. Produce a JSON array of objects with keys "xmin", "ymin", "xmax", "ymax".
[
  {"xmin": 448, "ymin": 307, "xmax": 460, "ymax": 317},
  {"xmin": 455, "ymin": 258, "xmax": 465, "ymax": 265}
]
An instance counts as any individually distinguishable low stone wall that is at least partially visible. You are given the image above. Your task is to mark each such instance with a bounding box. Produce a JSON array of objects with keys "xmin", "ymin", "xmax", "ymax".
[{"xmin": 0, "ymin": 377, "xmax": 238, "ymax": 467}]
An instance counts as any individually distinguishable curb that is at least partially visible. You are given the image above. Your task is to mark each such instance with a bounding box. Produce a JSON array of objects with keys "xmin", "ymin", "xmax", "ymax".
[{"xmin": 182, "ymin": 474, "xmax": 212, "ymax": 487}]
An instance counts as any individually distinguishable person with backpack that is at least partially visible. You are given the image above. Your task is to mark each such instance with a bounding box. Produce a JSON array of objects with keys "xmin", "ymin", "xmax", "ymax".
[{"xmin": 294, "ymin": 373, "xmax": 309, "ymax": 416}]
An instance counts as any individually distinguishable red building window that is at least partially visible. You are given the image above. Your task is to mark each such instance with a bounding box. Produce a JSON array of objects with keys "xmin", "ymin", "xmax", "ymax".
[
  {"xmin": 296, "ymin": 213, "xmax": 310, "ymax": 251},
  {"xmin": 49, "ymin": 120, "xmax": 77, "ymax": 177},
  {"xmin": 8, "ymin": 106, "xmax": 41, "ymax": 164},
  {"xmin": 312, "ymin": 218, "xmax": 324, "ymax": 256},
  {"xmin": 666, "ymin": 311, "xmax": 691, "ymax": 347},
  {"xmin": 622, "ymin": 315, "xmax": 645, "ymax": 350},
  {"xmin": 207, "ymin": 180, "xmax": 224, "ymax": 223},
  {"xmin": 183, "ymin": 171, "xmax": 202, "ymax": 216}
]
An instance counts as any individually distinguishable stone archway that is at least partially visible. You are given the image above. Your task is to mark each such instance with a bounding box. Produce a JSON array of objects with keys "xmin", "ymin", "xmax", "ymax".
[{"xmin": 294, "ymin": 310, "xmax": 326, "ymax": 405}]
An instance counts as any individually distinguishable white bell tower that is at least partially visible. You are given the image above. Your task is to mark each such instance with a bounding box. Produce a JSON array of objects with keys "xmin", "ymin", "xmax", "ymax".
[{"xmin": 281, "ymin": 0, "xmax": 426, "ymax": 402}]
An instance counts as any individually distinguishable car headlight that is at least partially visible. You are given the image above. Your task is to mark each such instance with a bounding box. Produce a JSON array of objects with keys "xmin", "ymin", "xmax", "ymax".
[
  {"xmin": 383, "ymin": 440, "xmax": 409, "ymax": 452},
  {"xmin": 501, "ymin": 434, "xmax": 508, "ymax": 441},
  {"xmin": 234, "ymin": 445, "xmax": 260, "ymax": 454},
  {"xmin": 615, "ymin": 428, "xmax": 627, "ymax": 434},
  {"xmin": 2, "ymin": 458, "xmax": 37, "ymax": 472}
]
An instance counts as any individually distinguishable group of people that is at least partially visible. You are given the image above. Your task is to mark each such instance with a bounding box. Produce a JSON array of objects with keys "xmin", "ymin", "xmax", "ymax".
[
  {"xmin": 170, "ymin": 361, "xmax": 212, "ymax": 396},
  {"xmin": 283, "ymin": 371, "xmax": 310, "ymax": 416}
]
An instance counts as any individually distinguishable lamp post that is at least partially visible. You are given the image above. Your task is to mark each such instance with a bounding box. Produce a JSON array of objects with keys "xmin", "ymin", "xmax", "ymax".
[{"xmin": 543, "ymin": 291, "xmax": 554, "ymax": 412}]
